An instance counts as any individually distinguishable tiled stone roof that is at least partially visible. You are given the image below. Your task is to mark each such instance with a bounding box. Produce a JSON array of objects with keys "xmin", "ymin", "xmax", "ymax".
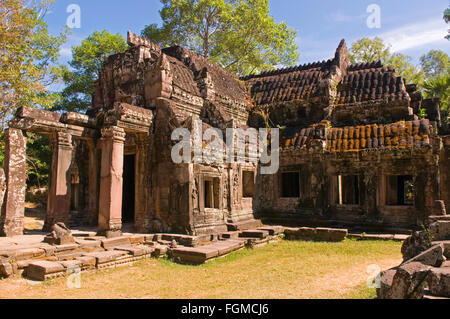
[
  {"xmin": 242, "ymin": 61, "xmax": 333, "ymax": 105},
  {"xmin": 282, "ymin": 120, "xmax": 436, "ymax": 152},
  {"xmin": 334, "ymin": 66, "xmax": 410, "ymax": 105}
]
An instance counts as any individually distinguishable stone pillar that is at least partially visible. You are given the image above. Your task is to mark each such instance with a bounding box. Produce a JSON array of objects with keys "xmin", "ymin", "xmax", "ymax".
[
  {"xmin": 0, "ymin": 128, "xmax": 27, "ymax": 237},
  {"xmin": 134, "ymin": 134, "xmax": 148, "ymax": 233},
  {"xmin": 44, "ymin": 132, "xmax": 73, "ymax": 231},
  {"xmin": 97, "ymin": 127, "xmax": 125, "ymax": 237},
  {"xmin": 86, "ymin": 140, "xmax": 99, "ymax": 225}
]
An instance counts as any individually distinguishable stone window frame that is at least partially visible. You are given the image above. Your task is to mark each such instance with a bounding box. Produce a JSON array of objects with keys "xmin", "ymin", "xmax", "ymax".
[
  {"xmin": 200, "ymin": 173, "xmax": 222, "ymax": 212},
  {"xmin": 242, "ymin": 170, "xmax": 256, "ymax": 199},
  {"xmin": 336, "ymin": 174, "xmax": 361, "ymax": 206},
  {"xmin": 383, "ymin": 174, "xmax": 415, "ymax": 207},
  {"xmin": 278, "ymin": 171, "xmax": 301, "ymax": 199},
  {"xmin": 331, "ymin": 174, "xmax": 362, "ymax": 208}
]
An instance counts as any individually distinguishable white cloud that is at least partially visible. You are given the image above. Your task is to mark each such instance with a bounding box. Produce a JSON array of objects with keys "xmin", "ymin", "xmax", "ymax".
[{"xmin": 378, "ymin": 19, "xmax": 448, "ymax": 52}]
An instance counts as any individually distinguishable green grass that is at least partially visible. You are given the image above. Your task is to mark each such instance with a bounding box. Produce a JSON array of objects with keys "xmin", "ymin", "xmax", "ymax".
[{"xmin": 0, "ymin": 239, "xmax": 401, "ymax": 299}]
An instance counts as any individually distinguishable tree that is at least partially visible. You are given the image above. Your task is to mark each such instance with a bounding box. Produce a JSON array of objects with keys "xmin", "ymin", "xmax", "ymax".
[
  {"xmin": 423, "ymin": 74, "xmax": 450, "ymax": 111},
  {"xmin": 0, "ymin": 0, "xmax": 67, "ymax": 129},
  {"xmin": 55, "ymin": 30, "xmax": 128, "ymax": 113},
  {"xmin": 444, "ymin": 6, "xmax": 450, "ymax": 40},
  {"xmin": 349, "ymin": 37, "xmax": 424, "ymax": 85},
  {"xmin": 420, "ymin": 50, "xmax": 450, "ymax": 78},
  {"xmin": 141, "ymin": 0, "xmax": 299, "ymax": 76}
]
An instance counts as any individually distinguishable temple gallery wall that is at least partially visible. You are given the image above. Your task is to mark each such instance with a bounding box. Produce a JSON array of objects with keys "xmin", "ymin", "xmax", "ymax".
[{"xmin": 0, "ymin": 32, "xmax": 449, "ymax": 238}]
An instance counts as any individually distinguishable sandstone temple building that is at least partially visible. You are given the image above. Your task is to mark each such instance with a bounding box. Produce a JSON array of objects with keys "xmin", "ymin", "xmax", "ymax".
[{"xmin": 0, "ymin": 32, "xmax": 449, "ymax": 238}]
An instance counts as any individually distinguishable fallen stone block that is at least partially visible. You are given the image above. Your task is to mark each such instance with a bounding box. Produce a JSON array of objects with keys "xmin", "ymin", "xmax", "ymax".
[
  {"xmin": 27, "ymin": 261, "xmax": 66, "ymax": 281},
  {"xmin": 430, "ymin": 221, "xmax": 450, "ymax": 241},
  {"xmin": 432, "ymin": 240, "xmax": 450, "ymax": 259},
  {"xmin": 404, "ymin": 244, "xmax": 446, "ymax": 267},
  {"xmin": 0, "ymin": 260, "xmax": 13, "ymax": 278},
  {"xmin": 43, "ymin": 223, "xmax": 75, "ymax": 245},
  {"xmin": 390, "ymin": 262, "xmax": 430, "ymax": 299},
  {"xmin": 100, "ymin": 236, "xmax": 131, "ymax": 250},
  {"xmin": 377, "ymin": 268, "xmax": 397, "ymax": 299},
  {"xmin": 427, "ymin": 267, "xmax": 450, "ymax": 298}
]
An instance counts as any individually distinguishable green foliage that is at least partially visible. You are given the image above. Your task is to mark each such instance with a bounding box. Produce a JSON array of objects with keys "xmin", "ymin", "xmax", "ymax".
[
  {"xmin": 0, "ymin": 0, "xmax": 68, "ymax": 129},
  {"xmin": 55, "ymin": 30, "xmax": 128, "ymax": 113},
  {"xmin": 445, "ymin": 6, "xmax": 450, "ymax": 40},
  {"xmin": 349, "ymin": 37, "xmax": 424, "ymax": 86},
  {"xmin": 26, "ymin": 133, "xmax": 51, "ymax": 189},
  {"xmin": 420, "ymin": 50, "xmax": 450, "ymax": 78},
  {"xmin": 423, "ymin": 73, "xmax": 450, "ymax": 110},
  {"xmin": 348, "ymin": 37, "xmax": 390, "ymax": 64},
  {"xmin": 141, "ymin": 0, "xmax": 299, "ymax": 76},
  {"xmin": 418, "ymin": 108, "xmax": 427, "ymax": 120}
]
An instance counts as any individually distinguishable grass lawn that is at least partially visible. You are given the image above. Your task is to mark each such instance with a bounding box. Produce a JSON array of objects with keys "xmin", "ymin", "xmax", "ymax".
[{"xmin": 0, "ymin": 239, "xmax": 402, "ymax": 299}]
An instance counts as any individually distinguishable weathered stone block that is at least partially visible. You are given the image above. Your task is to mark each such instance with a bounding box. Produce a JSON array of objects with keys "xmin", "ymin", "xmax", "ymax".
[
  {"xmin": 0, "ymin": 260, "xmax": 13, "ymax": 278},
  {"xmin": 82, "ymin": 251, "xmax": 127, "ymax": 265},
  {"xmin": 316, "ymin": 228, "xmax": 348, "ymax": 242},
  {"xmin": 75, "ymin": 256, "xmax": 96, "ymax": 270},
  {"xmin": 171, "ymin": 246, "xmax": 219, "ymax": 264},
  {"xmin": 377, "ymin": 268, "xmax": 397, "ymax": 299},
  {"xmin": 239, "ymin": 230, "xmax": 269, "ymax": 239},
  {"xmin": 430, "ymin": 221, "xmax": 450, "ymax": 241},
  {"xmin": 43, "ymin": 223, "xmax": 75, "ymax": 245},
  {"xmin": 27, "ymin": 261, "xmax": 65, "ymax": 281},
  {"xmin": 389, "ymin": 262, "xmax": 430, "ymax": 299},
  {"xmin": 100, "ymin": 236, "xmax": 131, "ymax": 250},
  {"xmin": 404, "ymin": 244, "xmax": 446, "ymax": 267},
  {"xmin": 427, "ymin": 267, "xmax": 450, "ymax": 297}
]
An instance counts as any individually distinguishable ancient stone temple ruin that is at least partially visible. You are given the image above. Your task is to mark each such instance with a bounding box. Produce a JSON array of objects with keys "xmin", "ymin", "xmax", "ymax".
[{"xmin": 0, "ymin": 32, "xmax": 449, "ymax": 238}]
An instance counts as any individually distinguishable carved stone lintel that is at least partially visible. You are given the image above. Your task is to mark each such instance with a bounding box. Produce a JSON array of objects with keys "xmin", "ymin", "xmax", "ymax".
[{"xmin": 101, "ymin": 126, "xmax": 126, "ymax": 143}]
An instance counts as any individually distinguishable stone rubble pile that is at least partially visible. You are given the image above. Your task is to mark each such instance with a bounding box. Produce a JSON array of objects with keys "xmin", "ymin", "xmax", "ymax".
[{"xmin": 377, "ymin": 215, "xmax": 450, "ymax": 299}]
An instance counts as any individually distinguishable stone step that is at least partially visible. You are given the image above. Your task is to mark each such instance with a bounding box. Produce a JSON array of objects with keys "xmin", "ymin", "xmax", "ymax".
[
  {"xmin": 239, "ymin": 230, "xmax": 269, "ymax": 239},
  {"xmin": 226, "ymin": 219, "xmax": 263, "ymax": 231},
  {"xmin": 220, "ymin": 232, "xmax": 240, "ymax": 240},
  {"xmin": 257, "ymin": 226, "xmax": 284, "ymax": 236}
]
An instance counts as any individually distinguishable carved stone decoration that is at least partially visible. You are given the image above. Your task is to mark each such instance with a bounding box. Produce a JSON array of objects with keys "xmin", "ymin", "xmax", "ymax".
[
  {"xmin": 192, "ymin": 177, "xmax": 199, "ymax": 211},
  {"xmin": 0, "ymin": 128, "xmax": 27, "ymax": 237}
]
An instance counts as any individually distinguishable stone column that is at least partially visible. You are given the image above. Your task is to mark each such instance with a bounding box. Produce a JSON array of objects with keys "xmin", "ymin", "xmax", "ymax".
[
  {"xmin": 0, "ymin": 128, "xmax": 27, "ymax": 237},
  {"xmin": 44, "ymin": 132, "xmax": 73, "ymax": 231},
  {"xmin": 134, "ymin": 134, "xmax": 148, "ymax": 233},
  {"xmin": 86, "ymin": 139, "xmax": 99, "ymax": 225},
  {"xmin": 97, "ymin": 127, "xmax": 125, "ymax": 237}
]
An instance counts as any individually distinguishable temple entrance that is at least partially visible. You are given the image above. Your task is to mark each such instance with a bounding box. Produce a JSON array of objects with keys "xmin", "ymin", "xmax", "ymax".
[{"xmin": 122, "ymin": 154, "xmax": 135, "ymax": 223}]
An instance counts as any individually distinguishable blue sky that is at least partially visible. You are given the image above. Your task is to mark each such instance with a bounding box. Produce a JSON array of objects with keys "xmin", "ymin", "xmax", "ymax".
[{"xmin": 45, "ymin": 0, "xmax": 450, "ymax": 66}]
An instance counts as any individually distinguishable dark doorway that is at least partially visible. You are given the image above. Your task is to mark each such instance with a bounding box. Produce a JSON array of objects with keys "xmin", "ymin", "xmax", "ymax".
[{"xmin": 122, "ymin": 155, "xmax": 135, "ymax": 223}]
